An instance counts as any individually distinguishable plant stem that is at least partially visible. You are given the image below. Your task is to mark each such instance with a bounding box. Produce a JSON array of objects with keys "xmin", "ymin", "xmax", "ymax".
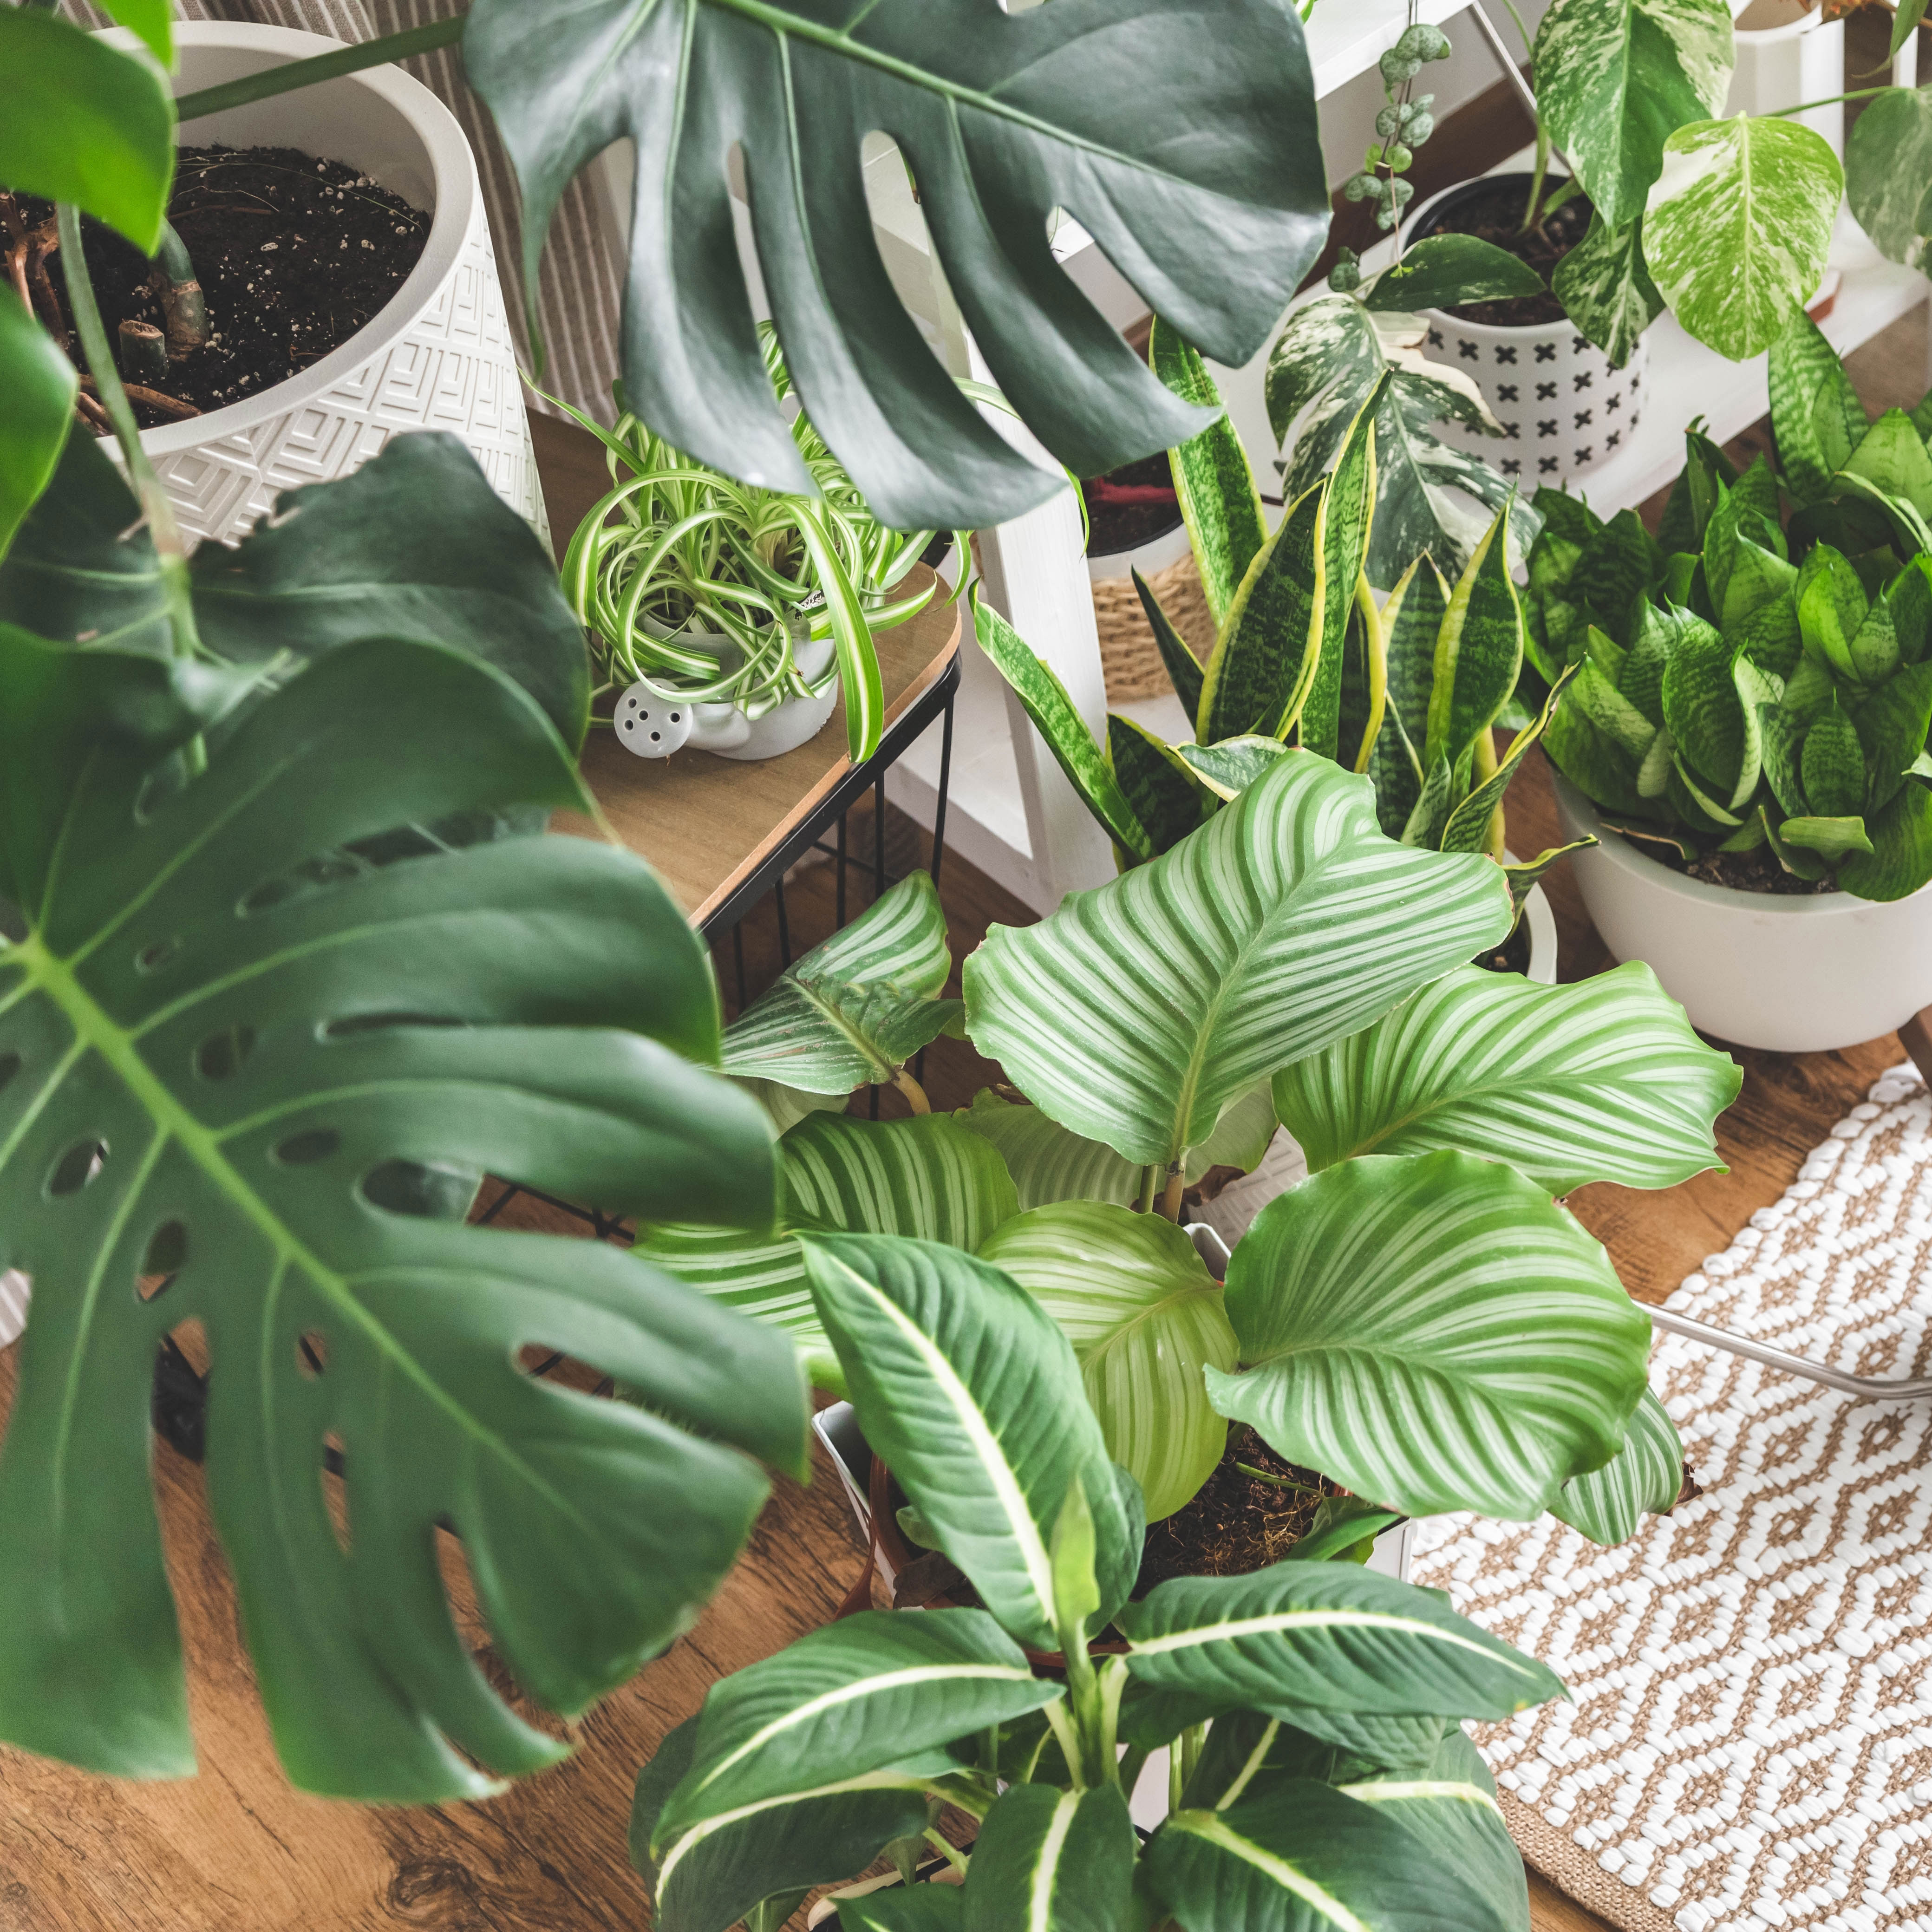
[
  {"xmin": 153, "ymin": 219, "xmax": 209, "ymax": 354},
  {"xmin": 1522, "ymin": 121, "xmax": 1550, "ymax": 235},
  {"xmin": 1234, "ymin": 1461, "xmax": 1323, "ymax": 1493},
  {"xmin": 891, "ymin": 1067, "xmax": 932, "ymax": 1115},
  {"xmin": 1136, "ymin": 1165, "xmax": 1159, "ymax": 1214},
  {"xmin": 1179, "ymin": 1723, "xmax": 1204, "ymax": 1795},
  {"xmin": 921, "ymin": 1828, "xmax": 969, "ymax": 1876},
  {"xmin": 172, "ymin": 14, "xmax": 467, "ymax": 123},
  {"xmin": 1158, "ymin": 1165, "xmax": 1185, "ymax": 1221},
  {"xmin": 1773, "ymin": 85, "xmax": 1898, "ymax": 117},
  {"xmin": 1535, "ymin": 174, "xmax": 1586, "ymax": 223},
  {"xmin": 1116, "ymin": 1741, "xmax": 1151, "ymax": 1804}
]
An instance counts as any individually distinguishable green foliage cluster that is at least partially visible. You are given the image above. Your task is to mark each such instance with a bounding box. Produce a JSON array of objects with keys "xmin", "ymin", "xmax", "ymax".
[{"xmin": 1339, "ymin": 23, "xmax": 1451, "ymax": 237}]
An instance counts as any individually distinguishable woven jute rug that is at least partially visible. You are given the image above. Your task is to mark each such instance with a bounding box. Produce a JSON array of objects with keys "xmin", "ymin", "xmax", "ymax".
[{"xmin": 1414, "ymin": 1064, "xmax": 1932, "ymax": 1932}]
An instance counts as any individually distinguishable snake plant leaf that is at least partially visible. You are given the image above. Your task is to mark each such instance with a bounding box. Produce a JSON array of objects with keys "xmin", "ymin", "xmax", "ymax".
[
  {"xmin": 1847, "ymin": 82, "xmax": 1932, "ymax": 272},
  {"xmin": 0, "ymin": 290, "xmax": 75, "ymax": 562},
  {"xmin": 1107, "ymin": 715, "xmax": 1209, "ymax": 857},
  {"xmin": 964, "ymin": 754, "xmax": 1512, "ymax": 1170},
  {"xmin": 461, "ymin": 0, "xmax": 1328, "ymax": 532},
  {"xmin": 641, "ymin": 1111, "xmax": 1018, "ymax": 1390},
  {"xmin": 0, "ymin": 8, "xmax": 175, "ymax": 252},
  {"xmin": 1801, "ymin": 694, "xmax": 1868, "ymax": 818},
  {"xmin": 1532, "ymin": 0, "xmax": 1734, "ymax": 229},
  {"xmin": 1551, "ymin": 215, "xmax": 1666, "ymax": 368},
  {"xmin": 800, "ymin": 1234, "xmax": 1136, "ymax": 1649},
  {"xmin": 1196, "ymin": 482, "xmax": 1323, "ymax": 747},
  {"xmin": 1118, "ymin": 1560, "xmax": 1563, "ymax": 1723},
  {"xmin": 1367, "ymin": 558, "xmax": 1447, "ymax": 839},
  {"xmin": 1769, "ymin": 313, "xmax": 1871, "ymax": 505},
  {"xmin": 1853, "ymin": 659, "xmax": 1932, "ymax": 813},
  {"xmin": 1175, "ymin": 734, "xmax": 1291, "ymax": 801},
  {"xmin": 1838, "ymin": 777, "xmax": 1932, "ymax": 899},
  {"xmin": 1439, "ymin": 662, "xmax": 1581, "ymax": 855},
  {"xmin": 1525, "ymin": 490, "xmax": 1605, "ymax": 680},
  {"xmin": 721, "ymin": 870, "xmax": 958, "ymax": 1094},
  {"xmin": 1844, "ymin": 409, "xmax": 1932, "ymax": 524},
  {"xmin": 1551, "ymin": 1388, "xmax": 1684, "ymax": 1546},
  {"xmin": 1151, "ymin": 320, "xmax": 1267, "ymax": 627},
  {"xmin": 1644, "ymin": 116, "xmax": 1843, "ymax": 361},
  {"xmin": 1362, "ymin": 235, "xmax": 1545, "ymax": 314},
  {"xmin": 980, "ymin": 1202, "xmax": 1238, "ymax": 1521},
  {"xmin": 1210, "ymin": 1151, "xmax": 1651, "ymax": 1521},
  {"xmin": 1132, "ymin": 567, "xmax": 1205, "ymax": 727},
  {"xmin": 1266, "ymin": 298, "xmax": 1528, "ymax": 590},
  {"xmin": 1272, "ymin": 961, "xmax": 1739, "ymax": 1195},
  {"xmin": 0, "ymin": 638, "xmax": 797, "ymax": 1799},
  {"xmin": 1779, "ymin": 814, "xmax": 1875, "ymax": 860},
  {"xmin": 963, "ymin": 1782, "xmax": 1136, "ymax": 1932},
  {"xmin": 656, "ymin": 1610, "xmax": 1057, "ymax": 1840},
  {"xmin": 1797, "ymin": 543, "xmax": 1872, "ymax": 682},
  {"xmin": 1424, "ymin": 497, "xmax": 1524, "ymax": 777},
  {"xmin": 1660, "ymin": 608, "xmax": 1754, "ymax": 802},
  {"xmin": 1298, "ymin": 391, "xmax": 1380, "ymax": 762},
  {"xmin": 973, "ymin": 589, "xmax": 1151, "ymax": 862},
  {"xmin": 1502, "ymin": 841, "xmax": 1595, "ymax": 917},
  {"xmin": 0, "ymin": 433, "xmax": 591, "ymax": 749}
]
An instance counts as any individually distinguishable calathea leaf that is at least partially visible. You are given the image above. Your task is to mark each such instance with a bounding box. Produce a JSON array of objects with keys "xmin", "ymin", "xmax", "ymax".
[
  {"xmin": 962, "ymin": 1783, "xmax": 1136, "ymax": 1932},
  {"xmin": 1209, "ymin": 1151, "xmax": 1651, "ymax": 1520},
  {"xmin": 1552, "ymin": 1387, "xmax": 1685, "ymax": 1546},
  {"xmin": 1271, "ymin": 961, "xmax": 1740, "ymax": 1195},
  {"xmin": 1552, "ymin": 215, "xmax": 1666, "ymax": 368},
  {"xmin": 964, "ymin": 754, "xmax": 1512, "ymax": 1170},
  {"xmin": 979, "ymin": 1201, "xmax": 1238, "ymax": 1521},
  {"xmin": 1769, "ymin": 312, "xmax": 1870, "ymax": 505},
  {"xmin": 799, "ymin": 1234, "xmax": 1137, "ymax": 1649},
  {"xmin": 461, "ymin": 0, "xmax": 1330, "ymax": 530},
  {"xmin": 1368, "ymin": 556, "xmax": 1448, "ymax": 839},
  {"xmin": 0, "ymin": 639, "xmax": 796, "ymax": 1799},
  {"xmin": 0, "ymin": 290, "xmax": 74, "ymax": 562},
  {"xmin": 721, "ymin": 870, "xmax": 959, "ymax": 1096},
  {"xmin": 1644, "ymin": 116, "xmax": 1843, "ymax": 361},
  {"xmin": 1846, "ymin": 83, "xmax": 1932, "ymax": 272}
]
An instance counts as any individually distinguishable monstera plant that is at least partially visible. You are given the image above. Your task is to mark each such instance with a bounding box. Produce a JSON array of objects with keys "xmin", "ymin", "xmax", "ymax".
[
  {"xmin": 643, "ymin": 753, "xmax": 1739, "ymax": 1541},
  {"xmin": 629, "ymin": 1230, "xmax": 1566, "ymax": 1932}
]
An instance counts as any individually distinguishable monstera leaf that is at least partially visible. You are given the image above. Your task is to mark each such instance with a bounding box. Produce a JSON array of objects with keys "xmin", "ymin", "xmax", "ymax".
[
  {"xmin": 0, "ymin": 434, "xmax": 590, "ymax": 748},
  {"xmin": 964, "ymin": 754, "xmax": 1512, "ymax": 1170},
  {"xmin": 0, "ymin": 635, "xmax": 798, "ymax": 1800},
  {"xmin": 461, "ymin": 0, "xmax": 1331, "ymax": 530},
  {"xmin": 0, "ymin": 292, "xmax": 74, "ymax": 561}
]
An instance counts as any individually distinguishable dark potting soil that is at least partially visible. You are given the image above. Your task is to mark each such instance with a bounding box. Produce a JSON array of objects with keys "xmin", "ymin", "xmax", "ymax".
[
  {"xmin": 21, "ymin": 145, "xmax": 428, "ymax": 431},
  {"xmin": 1083, "ymin": 451, "xmax": 1182, "ymax": 558},
  {"xmin": 1410, "ymin": 175, "xmax": 1593, "ymax": 328},
  {"xmin": 1645, "ymin": 836, "xmax": 1842, "ymax": 897},
  {"xmin": 1474, "ymin": 918, "xmax": 1533, "ymax": 974}
]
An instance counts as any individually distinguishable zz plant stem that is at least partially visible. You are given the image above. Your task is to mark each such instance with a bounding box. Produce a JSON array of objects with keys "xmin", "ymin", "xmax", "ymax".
[{"xmin": 170, "ymin": 15, "xmax": 466, "ymax": 123}]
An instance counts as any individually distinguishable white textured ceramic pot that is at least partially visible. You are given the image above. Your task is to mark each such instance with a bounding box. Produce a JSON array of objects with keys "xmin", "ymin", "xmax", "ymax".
[
  {"xmin": 1554, "ymin": 772, "xmax": 1932, "ymax": 1052},
  {"xmin": 614, "ymin": 627, "xmax": 838, "ymax": 761},
  {"xmin": 1403, "ymin": 175, "xmax": 1651, "ymax": 494},
  {"xmin": 100, "ymin": 22, "xmax": 546, "ymax": 549}
]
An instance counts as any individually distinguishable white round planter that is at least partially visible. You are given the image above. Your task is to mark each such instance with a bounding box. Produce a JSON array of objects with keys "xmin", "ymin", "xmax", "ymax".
[
  {"xmin": 99, "ymin": 22, "xmax": 546, "ymax": 550},
  {"xmin": 1553, "ymin": 772, "xmax": 1932, "ymax": 1052},
  {"xmin": 1084, "ymin": 516, "xmax": 1191, "ymax": 587},
  {"xmin": 1404, "ymin": 176, "xmax": 1651, "ymax": 494},
  {"xmin": 1726, "ymin": 0, "xmax": 1846, "ymax": 159},
  {"xmin": 615, "ymin": 627, "xmax": 839, "ymax": 762}
]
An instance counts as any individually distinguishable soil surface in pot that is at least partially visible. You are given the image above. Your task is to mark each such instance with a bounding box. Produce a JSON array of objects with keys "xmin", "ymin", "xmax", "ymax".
[
  {"xmin": 1410, "ymin": 176, "xmax": 1592, "ymax": 328},
  {"xmin": 1632, "ymin": 834, "xmax": 1841, "ymax": 897},
  {"xmin": 1474, "ymin": 918, "xmax": 1533, "ymax": 974},
  {"xmin": 18, "ymin": 145, "xmax": 429, "ymax": 432},
  {"xmin": 1083, "ymin": 453, "xmax": 1182, "ymax": 557}
]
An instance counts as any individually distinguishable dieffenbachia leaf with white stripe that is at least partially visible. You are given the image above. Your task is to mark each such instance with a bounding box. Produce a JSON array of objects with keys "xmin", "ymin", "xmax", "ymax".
[
  {"xmin": 721, "ymin": 870, "xmax": 960, "ymax": 1096},
  {"xmin": 1552, "ymin": 1386, "xmax": 1685, "ymax": 1546},
  {"xmin": 1208, "ymin": 1151, "xmax": 1651, "ymax": 1520},
  {"xmin": 1643, "ymin": 116, "xmax": 1844, "ymax": 361},
  {"xmin": 1117, "ymin": 1560, "xmax": 1562, "ymax": 1729},
  {"xmin": 655, "ymin": 1609, "xmax": 1057, "ymax": 1840},
  {"xmin": 1142, "ymin": 1780, "xmax": 1511, "ymax": 1932},
  {"xmin": 979, "ymin": 1201, "xmax": 1238, "ymax": 1521},
  {"xmin": 959, "ymin": 1782, "xmax": 1134, "ymax": 1932},
  {"xmin": 639, "ymin": 1112, "xmax": 1019, "ymax": 1387},
  {"xmin": 964, "ymin": 754, "xmax": 1512, "ymax": 1169},
  {"xmin": 1531, "ymin": 0, "xmax": 1734, "ymax": 229},
  {"xmin": 839, "ymin": 1890, "xmax": 965, "ymax": 1931},
  {"xmin": 800, "ymin": 1233, "xmax": 1139, "ymax": 1649},
  {"xmin": 1271, "ymin": 961, "xmax": 1740, "ymax": 1195}
]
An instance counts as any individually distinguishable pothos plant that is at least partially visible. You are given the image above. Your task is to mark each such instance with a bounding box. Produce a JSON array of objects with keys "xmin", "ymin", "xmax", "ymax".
[
  {"xmin": 630, "ymin": 1231, "xmax": 1567, "ymax": 1932},
  {"xmin": 641, "ymin": 753, "xmax": 1738, "ymax": 1543}
]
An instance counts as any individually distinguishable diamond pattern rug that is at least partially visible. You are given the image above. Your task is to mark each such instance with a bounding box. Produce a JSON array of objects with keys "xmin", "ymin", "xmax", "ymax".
[{"xmin": 1415, "ymin": 1064, "xmax": 1932, "ymax": 1932}]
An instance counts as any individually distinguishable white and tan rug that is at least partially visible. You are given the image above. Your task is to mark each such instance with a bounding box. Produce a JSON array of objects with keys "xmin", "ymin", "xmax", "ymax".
[{"xmin": 1415, "ymin": 1064, "xmax": 1932, "ymax": 1932}]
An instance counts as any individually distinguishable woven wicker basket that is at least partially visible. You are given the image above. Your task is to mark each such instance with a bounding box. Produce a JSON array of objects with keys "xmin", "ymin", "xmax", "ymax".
[{"xmin": 1090, "ymin": 549, "xmax": 1215, "ymax": 705}]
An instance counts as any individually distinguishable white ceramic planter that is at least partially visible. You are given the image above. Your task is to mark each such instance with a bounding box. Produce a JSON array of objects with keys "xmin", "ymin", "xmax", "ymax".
[
  {"xmin": 1726, "ymin": 0, "xmax": 1846, "ymax": 159},
  {"xmin": 100, "ymin": 22, "xmax": 546, "ymax": 549},
  {"xmin": 1084, "ymin": 516, "xmax": 1191, "ymax": 587},
  {"xmin": 1404, "ymin": 176, "xmax": 1651, "ymax": 493},
  {"xmin": 1553, "ymin": 772, "xmax": 1932, "ymax": 1051},
  {"xmin": 615, "ymin": 628, "xmax": 838, "ymax": 761}
]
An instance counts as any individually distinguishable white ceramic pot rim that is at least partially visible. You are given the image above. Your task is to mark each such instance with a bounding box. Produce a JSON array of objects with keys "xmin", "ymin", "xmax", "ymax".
[
  {"xmin": 1401, "ymin": 172, "xmax": 1591, "ymax": 341},
  {"xmin": 100, "ymin": 21, "xmax": 474, "ymax": 462},
  {"xmin": 1553, "ymin": 771, "xmax": 1932, "ymax": 919},
  {"xmin": 1734, "ymin": 2, "xmax": 1834, "ymax": 43}
]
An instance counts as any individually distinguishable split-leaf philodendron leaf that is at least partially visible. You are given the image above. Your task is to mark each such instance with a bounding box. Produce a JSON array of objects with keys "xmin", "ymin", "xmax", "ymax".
[
  {"xmin": 0, "ymin": 638, "xmax": 800, "ymax": 1800},
  {"xmin": 0, "ymin": 292, "xmax": 75, "ymax": 564},
  {"xmin": 461, "ymin": 0, "xmax": 1331, "ymax": 530}
]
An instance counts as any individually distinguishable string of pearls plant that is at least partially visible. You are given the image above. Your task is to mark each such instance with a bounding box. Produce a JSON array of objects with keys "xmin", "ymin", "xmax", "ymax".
[{"xmin": 559, "ymin": 330, "xmax": 969, "ymax": 762}]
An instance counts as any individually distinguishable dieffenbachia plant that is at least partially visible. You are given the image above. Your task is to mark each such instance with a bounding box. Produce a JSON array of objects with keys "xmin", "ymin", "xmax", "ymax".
[
  {"xmin": 979, "ymin": 336, "xmax": 1583, "ymax": 915},
  {"xmin": 1531, "ymin": 319, "xmax": 1932, "ymax": 901},
  {"xmin": 630, "ymin": 1229, "xmax": 1566, "ymax": 1932},
  {"xmin": 646, "ymin": 753, "xmax": 1738, "ymax": 1540}
]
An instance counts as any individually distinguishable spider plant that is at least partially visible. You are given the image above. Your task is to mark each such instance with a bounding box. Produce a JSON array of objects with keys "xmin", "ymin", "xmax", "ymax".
[{"xmin": 557, "ymin": 332, "xmax": 970, "ymax": 762}]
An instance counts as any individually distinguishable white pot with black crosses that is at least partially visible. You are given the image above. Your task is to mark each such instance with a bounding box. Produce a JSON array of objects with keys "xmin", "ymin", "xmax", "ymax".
[{"xmin": 1402, "ymin": 177, "xmax": 1651, "ymax": 494}]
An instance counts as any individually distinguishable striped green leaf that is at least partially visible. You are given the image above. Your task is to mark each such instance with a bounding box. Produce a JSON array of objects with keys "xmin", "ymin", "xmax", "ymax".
[
  {"xmin": 640, "ymin": 1112, "xmax": 1019, "ymax": 1386},
  {"xmin": 1209, "ymin": 1151, "xmax": 1651, "ymax": 1520},
  {"xmin": 1271, "ymin": 961, "xmax": 1740, "ymax": 1195},
  {"xmin": 1552, "ymin": 215, "xmax": 1664, "ymax": 368},
  {"xmin": 1644, "ymin": 116, "xmax": 1843, "ymax": 361},
  {"xmin": 1118, "ymin": 1560, "xmax": 1562, "ymax": 1726},
  {"xmin": 1152, "ymin": 320, "xmax": 1267, "ymax": 627},
  {"xmin": 1176, "ymin": 734, "xmax": 1291, "ymax": 801},
  {"xmin": 1424, "ymin": 498, "xmax": 1524, "ymax": 777},
  {"xmin": 1532, "ymin": 0, "xmax": 1734, "ymax": 228},
  {"xmin": 1846, "ymin": 82, "xmax": 1932, "ymax": 272},
  {"xmin": 1552, "ymin": 1387, "xmax": 1684, "ymax": 1546},
  {"xmin": 794, "ymin": 497, "xmax": 887, "ymax": 762},
  {"xmin": 979, "ymin": 1202, "xmax": 1238, "ymax": 1521},
  {"xmin": 1107, "ymin": 714, "xmax": 1209, "ymax": 856},
  {"xmin": 1133, "ymin": 567, "xmax": 1206, "ymax": 727},
  {"xmin": 1368, "ymin": 558, "xmax": 1448, "ymax": 839},
  {"xmin": 722, "ymin": 870, "xmax": 959, "ymax": 1095},
  {"xmin": 1199, "ymin": 480, "xmax": 1325, "ymax": 747},
  {"xmin": 1362, "ymin": 235, "xmax": 1544, "ymax": 314},
  {"xmin": 1438, "ymin": 663, "xmax": 1580, "ymax": 855},
  {"xmin": 1836, "ymin": 777, "xmax": 1932, "ymax": 899},
  {"xmin": 1845, "ymin": 409, "xmax": 1932, "ymax": 524},
  {"xmin": 1180, "ymin": 1711, "xmax": 1335, "ymax": 1808},
  {"xmin": 839, "ymin": 1892, "xmax": 965, "ymax": 1932},
  {"xmin": 801, "ymin": 1234, "xmax": 1137, "ymax": 1650},
  {"xmin": 963, "ymin": 754, "xmax": 1512, "ymax": 1169},
  {"xmin": 1660, "ymin": 607, "xmax": 1755, "ymax": 804},
  {"xmin": 962, "ymin": 1782, "xmax": 1136, "ymax": 1932},
  {"xmin": 658, "ymin": 1610, "xmax": 1057, "ymax": 1840},
  {"xmin": 1854, "ymin": 658, "xmax": 1932, "ymax": 813},
  {"xmin": 1769, "ymin": 312, "xmax": 1869, "ymax": 505},
  {"xmin": 1801, "ymin": 694, "xmax": 1867, "ymax": 817},
  {"xmin": 1298, "ymin": 390, "xmax": 1381, "ymax": 761}
]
